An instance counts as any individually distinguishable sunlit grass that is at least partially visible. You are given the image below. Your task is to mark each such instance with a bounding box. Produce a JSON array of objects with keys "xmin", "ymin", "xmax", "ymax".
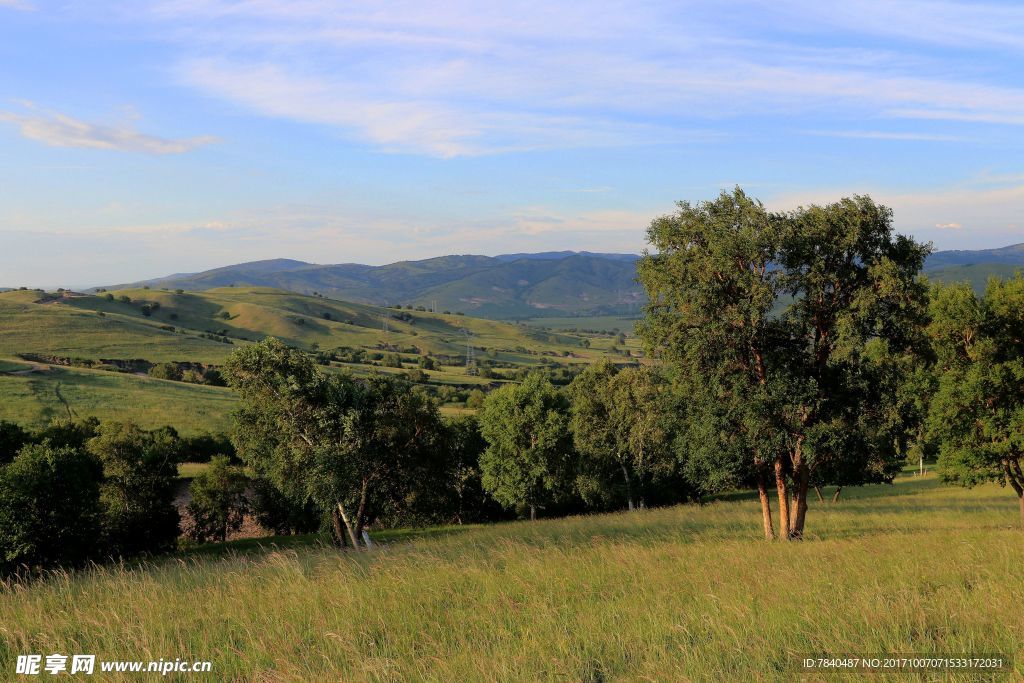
[{"xmin": 1, "ymin": 474, "xmax": 1021, "ymax": 681}]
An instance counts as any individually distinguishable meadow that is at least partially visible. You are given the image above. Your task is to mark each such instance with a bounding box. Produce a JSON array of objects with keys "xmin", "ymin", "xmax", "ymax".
[
  {"xmin": 0, "ymin": 287, "xmax": 639, "ymax": 433},
  {"xmin": 1, "ymin": 472, "xmax": 1020, "ymax": 681}
]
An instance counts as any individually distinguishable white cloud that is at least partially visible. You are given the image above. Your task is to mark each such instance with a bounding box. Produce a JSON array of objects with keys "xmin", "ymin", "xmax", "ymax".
[
  {"xmin": 935, "ymin": 222, "xmax": 963, "ymax": 230},
  {"xmin": 0, "ymin": 103, "xmax": 218, "ymax": 154},
  {"xmin": 0, "ymin": 0, "xmax": 34, "ymax": 10},
  {"xmin": 100, "ymin": 0, "xmax": 1024, "ymax": 157}
]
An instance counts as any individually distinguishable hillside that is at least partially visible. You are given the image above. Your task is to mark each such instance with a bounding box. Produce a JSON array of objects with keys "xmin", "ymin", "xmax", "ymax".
[
  {"xmin": 92, "ymin": 244, "xmax": 1024, "ymax": 319},
  {"xmin": 1, "ymin": 472, "xmax": 1021, "ymax": 680},
  {"xmin": 0, "ymin": 287, "xmax": 640, "ymax": 432},
  {"xmin": 98, "ymin": 253, "xmax": 645, "ymax": 319}
]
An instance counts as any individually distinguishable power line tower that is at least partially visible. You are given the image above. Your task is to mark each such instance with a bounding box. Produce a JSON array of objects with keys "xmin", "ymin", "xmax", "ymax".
[{"xmin": 461, "ymin": 328, "xmax": 477, "ymax": 375}]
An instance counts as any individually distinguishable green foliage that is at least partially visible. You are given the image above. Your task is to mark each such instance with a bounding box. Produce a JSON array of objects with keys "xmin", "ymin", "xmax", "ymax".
[
  {"xmin": 86, "ymin": 422, "xmax": 181, "ymax": 557},
  {"xmin": 186, "ymin": 455, "xmax": 249, "ymax": 543},
  {"xmin": 0, "ymin": 443, "xmax": 103, "ymax": 572},
  {"xmin": 0, "ymin": 421, "xmax": 30, "ymax": 465},
  {"xmin": 251, "ymin": 477, "xmax": 322, "ymax": 536},
  {"xmin": 225, "ymin": 338, "xmax": 447, "ymax": 546},
  {"xmin": 928, "ymin": 276, "xmax": 1024, "ymax": 520},
  {"xmin": 149, "ymin": 362, "xmax": 184, "ymax": 381},
  {"xmin": 35, "ymin": 416, "xmax": 100, "ymax": 450},
  {"xmin": 638, "ymin": 188, "xmax": 930, "ymax": 538},
  {"xmin": 478, "ymin": 373, "xmax": 574, "ymax": 517},
  {"xmin": 567, "ymin": 361, "xmax": 678, "ymax": 509}
]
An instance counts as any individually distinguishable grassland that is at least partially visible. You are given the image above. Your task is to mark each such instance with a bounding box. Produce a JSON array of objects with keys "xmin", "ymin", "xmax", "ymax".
[
  {"xmin": 522, "ymin": 315, "xmax": 640, "ymax": 333},
  {"xmin": 0, "ymin": 364, "xmax": 235, "ymax": 434},
  {"xmin": 0, "ymin": 287, "xmax": 639, "ymax": 433},
  {"xmin": 1, "ymin": 473, "xmax": 1020, "ymax": 681}
]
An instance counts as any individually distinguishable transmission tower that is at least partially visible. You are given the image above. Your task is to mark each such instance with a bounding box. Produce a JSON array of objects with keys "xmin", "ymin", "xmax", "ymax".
[{"xmin": 461, "ymin": 328, "xmax": 477, "ymax": 374}]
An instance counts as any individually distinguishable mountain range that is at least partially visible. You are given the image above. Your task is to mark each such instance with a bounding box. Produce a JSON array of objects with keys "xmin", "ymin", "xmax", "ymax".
[{"xmin": 96, "ymin": 244, "xmax": 1024, "ymax": 320}]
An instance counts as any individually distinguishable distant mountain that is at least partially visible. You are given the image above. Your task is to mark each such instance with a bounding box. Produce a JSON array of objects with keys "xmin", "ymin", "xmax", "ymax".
[
  {"xmin": 99, "ymin": 252, "xmax": 644, "ymax": 319},
  {"xmin": 923, "ymin": 243, "xmax": 1024, "ymax": 270},
  {"xmin": 96, "ymin": 244, "xmax": 1024, "ymax": 320}
]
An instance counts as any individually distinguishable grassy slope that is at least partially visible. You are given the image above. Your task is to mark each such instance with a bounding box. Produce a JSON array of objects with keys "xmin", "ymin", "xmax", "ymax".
[
  {"xmin": 0, "ymin": 364, "xmax": 235, "ymax": 434},
  {"xmin": 1, "ymin": 474, "xmax": 1021, "ymax": 681},
  {"xmin": 0, "ymin": 288, "xmax": 635, "ymax": 432}
]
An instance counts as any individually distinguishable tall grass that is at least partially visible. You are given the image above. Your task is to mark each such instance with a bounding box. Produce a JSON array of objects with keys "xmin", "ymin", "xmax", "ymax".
[{"xmin": 2, "ymin": 474, "xmax": 1021, "ymax": 681}]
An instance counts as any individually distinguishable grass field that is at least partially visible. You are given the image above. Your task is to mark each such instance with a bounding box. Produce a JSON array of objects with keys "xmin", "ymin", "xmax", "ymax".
[
  {"xmin": 0, "ymin": 287, "xmax": 647, "ymax": 434},
  {"xmin": 522, "ymin": 315, "xmax": 640, "ymax": 333},
  {"xmin": 1, "ymin": 472, "xmax": 1020, "ymax": 681},
  {"xmin": 0, "ymin": 364, "xmax": 235, "ymax": 434}
]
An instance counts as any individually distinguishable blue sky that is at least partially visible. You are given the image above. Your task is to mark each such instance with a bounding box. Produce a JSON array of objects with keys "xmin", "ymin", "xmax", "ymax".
[{"xmin": 1, "ymin": 0, "xmax": 1023, "ymax": 287}]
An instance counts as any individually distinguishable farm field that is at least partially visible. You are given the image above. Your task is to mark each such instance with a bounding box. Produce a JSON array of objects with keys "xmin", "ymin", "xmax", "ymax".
[{"xmin": 1, "ymin": 472, "xmax": 1020, "ymax": 682}]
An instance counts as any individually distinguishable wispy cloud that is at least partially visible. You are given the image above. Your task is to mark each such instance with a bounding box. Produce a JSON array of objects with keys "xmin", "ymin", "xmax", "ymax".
[
  {"xmin": 935, "ymin": 222, "xmax": 963, "ymax": 230},
  {"xmin": 0, "ymin": 0, "xmax": 34, "ymax": 10},
  {"xmin": 0, "ymin": 103, "xmax": 218, "ymax": 154},
  {"xmin": 802, "ymin": 130, "xmax": 972, "ymax": 142}
]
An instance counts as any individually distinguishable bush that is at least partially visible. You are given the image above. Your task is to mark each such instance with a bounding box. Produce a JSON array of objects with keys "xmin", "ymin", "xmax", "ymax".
[
  {"xmin": 186, "ymin": 456, "xmax": 249, "ymax": 543},
  {"xmin": 0, "ymin": 444, "xmax": 103, "ymax": 573},
  {"xmin": 35, "ymin": 417, "xmax": 100, "ymax": 450},
  {"xmin": 87, "ymin": 422, "xmax": 181, "ymax": 557},
  {"xmin": 0, "ymin": 421, "xmax": 30, "ymax": 465},
  {"xmin": 180, "ymin": 432, "xmax": 235, "ymax": 463},
  {"xmin": 251, "ymin": 478, "xmax": 322, "ymax": 535},
  {"xmin": 149, "ymin": 362, "xmax": 183, "ymax": 381}
]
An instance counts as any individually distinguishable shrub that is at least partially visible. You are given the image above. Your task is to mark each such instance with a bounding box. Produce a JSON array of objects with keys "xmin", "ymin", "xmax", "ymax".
[
  {"xmin": 0, "ymin": 444, "xmax": 103, "ymax": 573},
  {"xmin": 87, "ymin": 422, "xmax": 181, "ymax": 557},
  {"xmin": 149, "ymin": 362, "xmax": 183, "ymax": 381},
  {"xmin": 0, "ymin": 421, "xmax": 30, "ymax": 465},
  {"xmin": 251, "ymin": 478, "xmax": 322, "ymax": 535},
  {"xmin": 186, "ymin": 456, "xmax": 249, "ymax": 543}
]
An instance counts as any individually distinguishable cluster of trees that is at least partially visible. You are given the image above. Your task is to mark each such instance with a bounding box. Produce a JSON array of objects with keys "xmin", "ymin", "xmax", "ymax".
[
  {"xmin": 224, "ymin": 340, "xmax": 691, "ymax": 540},
  {"xmin": 0, "ymin": 420, "xmax": 182, "ymax": 573}
]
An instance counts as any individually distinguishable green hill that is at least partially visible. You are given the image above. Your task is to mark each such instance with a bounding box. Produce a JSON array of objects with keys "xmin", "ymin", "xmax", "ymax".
[
  {"xmin": 0, "ymin": 287, "xmax": 641, "ymax": 432},
  {"xmin": 99, "ymin": 253, "xmax": 645, "ymax": 319},
  {"xmin": 93, "ymin": 244, "xmax": 1024, "ymax": 320}
]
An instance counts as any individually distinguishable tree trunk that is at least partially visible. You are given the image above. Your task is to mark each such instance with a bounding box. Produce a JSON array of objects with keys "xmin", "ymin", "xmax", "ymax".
[
  {"xmin": 814, "ymin": 486, "xmax": 824, "ymax": 503},
  {"xmin": 336, "ymin": 503, "xmax": 360, "ymax": 549},
  {"xmin": 620, "ymin": 462, "xmax": 635, "ymax": 511},
  {"xmin": 530, "ymin": 505, "xmax": 537, "ymax": 521},
  {"xmin": 790, "ymin": 458, "xmax": 810, "ymax": 540},
  {"xmin": 758, "ymin": 472, "xmax": 775, "ymax": 540},
  {"xmin": 353, "ymin": 478, "xmax": 370, "ymax": 545},
  {"xmin": 774, "ymin": 456, "xmax": 790, "ymax": 541},
  {"xmin": 329, "ymin": 508, "xmax": 348, "ymax": 548},
  {"xmin": 832, "ymin": 486, "xmax": 843, "ymax": 503}
]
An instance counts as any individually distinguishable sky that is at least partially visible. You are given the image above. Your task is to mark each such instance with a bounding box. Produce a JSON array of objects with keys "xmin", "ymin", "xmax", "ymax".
[{"xmin": 1, "ymin": 1, "xmax": 1023, "ymax": 287}]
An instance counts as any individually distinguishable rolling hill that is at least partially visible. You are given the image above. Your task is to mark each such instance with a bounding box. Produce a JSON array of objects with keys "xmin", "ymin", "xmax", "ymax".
[
  {"xmin": 92, "ymin": 244, "xmax": 1024, "ymax": 320},
  {"xmin": 0, "ymin": 286, "xmax": 641, "ymax": 432},
  {"xmin": 98, "ymin": 253, "xmax": 645, "ymax": 319}
]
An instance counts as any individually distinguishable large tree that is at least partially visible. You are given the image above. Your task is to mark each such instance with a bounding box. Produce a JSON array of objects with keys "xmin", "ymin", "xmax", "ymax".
[
  {"xmin": 639, "ymin": 188, "xmax": 929, "ymax": 539},
  {"xmin": 478, "ymin": 372, "xmax": 573, "ymax": 520},
  {"xmin": 225, "ymin": 338, "xmax": 443, "ymax": 548},
  {"xmin": 927, "ymin": 276, "xmax": 1024, "ymax": 526}
]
